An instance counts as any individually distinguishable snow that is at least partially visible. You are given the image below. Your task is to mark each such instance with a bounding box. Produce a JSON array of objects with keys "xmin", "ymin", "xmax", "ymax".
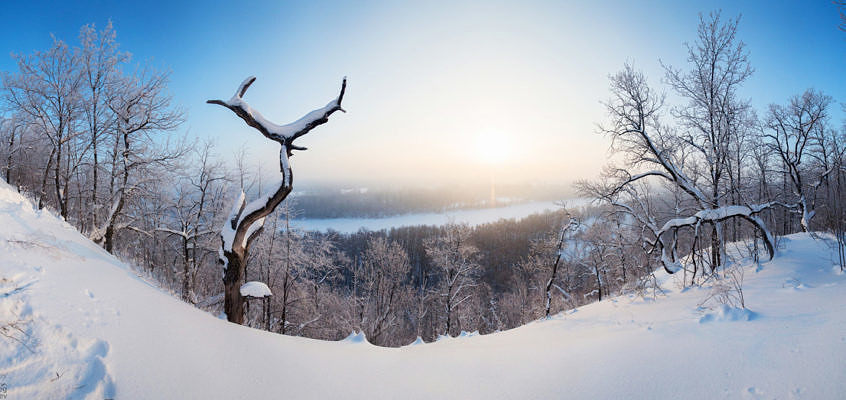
[
  {"xmin": 220, "ymin": 191, "xmax": 245, "ymax": 256},
  {"xmin": 698, "ymin": 305, "xmax": 758, "ymax": 323},
  {"xmin": 1, "ymin": 179, "xmax": 846, "ymax": 399},
  {"xmin": 660, "ymin": 204, "xmax": 772, "ymax": 233},
  {"xmin": 406, "ymin": 336, "xmax": 426, "ymax": 346},
  {"xmin": 240, "ymin": 281, "xmax": 272, "ymax": 298},
  {"xmin": 242, "ymin": 216, "xmax": 266, "ymax": 248},
  {"xmin": 222, "ymin": 76, "xmax": 342, "ymax": 141},
  {"xmin": 295, "ymin": 199, "xmax": 589, "ymax": 233},
  {"xmin": 340, "ymin": 331, "xmax": 370, "ymax": 344}
]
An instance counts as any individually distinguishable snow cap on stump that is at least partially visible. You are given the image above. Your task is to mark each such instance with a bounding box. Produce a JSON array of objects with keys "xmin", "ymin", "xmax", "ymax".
[{"xmin": 240, "ymin": 281, "xmax": 272, "ymax": 298}]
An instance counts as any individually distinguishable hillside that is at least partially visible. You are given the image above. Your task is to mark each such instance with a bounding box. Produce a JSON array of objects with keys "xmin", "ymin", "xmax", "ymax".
[{"xmin": 1, "ymin": 179, "xmax": 845, "ymax": 399}]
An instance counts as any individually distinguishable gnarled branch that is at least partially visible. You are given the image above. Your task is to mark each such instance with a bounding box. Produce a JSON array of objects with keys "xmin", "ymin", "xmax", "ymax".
[
  {"xmin": 208, "ymin": 76, "xmax": 347, "ymax": 324},
  {"xmin": 207, "ymin": 76, "xmax": 346, "ymax": 155}
]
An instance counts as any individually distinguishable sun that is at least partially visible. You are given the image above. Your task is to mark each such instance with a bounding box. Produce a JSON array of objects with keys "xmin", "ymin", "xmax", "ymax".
[{"xmin": 474, "ymin": 133, "xmax": 510, "ymax": 165}]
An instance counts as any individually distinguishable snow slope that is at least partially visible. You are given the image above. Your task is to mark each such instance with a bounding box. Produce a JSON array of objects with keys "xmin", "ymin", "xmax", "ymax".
[{"xmin": 1, "ymin": 180, "xmax": 845, "ymax": 399}]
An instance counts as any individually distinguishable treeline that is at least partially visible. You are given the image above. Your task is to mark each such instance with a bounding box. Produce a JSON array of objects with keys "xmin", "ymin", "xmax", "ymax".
[{"xmin": 234, "ymin": 204, "xmax": 655, "ymax": 347}]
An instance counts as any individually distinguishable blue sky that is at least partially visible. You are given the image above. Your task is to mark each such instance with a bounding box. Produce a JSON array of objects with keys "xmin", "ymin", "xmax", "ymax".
[{"xmin": 1, "ymin": 1, "xmax": 844, "ymax": 187}]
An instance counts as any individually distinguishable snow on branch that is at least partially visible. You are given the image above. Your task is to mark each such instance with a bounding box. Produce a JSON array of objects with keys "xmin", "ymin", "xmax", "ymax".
[
  {"xmin": 211, "ymin": 76, "xmax": 347, "ymax": 265},
  {"xmin": 207, "ymin": 76, "xmax": 347, "ymax": 151},
  {"xmin": 219, "ymin": 191, "xmax": 246, "ymax": 268},
  {"xmin": 654, "ymin": 203, "xmax": 776, "ymax": 273},
  {"xmin": 210, "ymin": 75, "xmax": 346, "ymax": 324}
]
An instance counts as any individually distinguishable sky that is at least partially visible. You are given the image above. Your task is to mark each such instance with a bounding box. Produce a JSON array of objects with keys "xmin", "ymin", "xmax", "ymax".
[{"xmin": 0, "ymin": 0, "xmax": 844, "ymax": 188}]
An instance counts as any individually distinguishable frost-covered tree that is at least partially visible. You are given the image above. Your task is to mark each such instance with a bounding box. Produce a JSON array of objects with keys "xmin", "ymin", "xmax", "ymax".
[
  {"xmin": 582, "ymin": 13, "xmax": 776, "ymax": 276},
  {"xmin": 540, "ymin": 216, "xmax": 579, "ymax": 317},
  {"xmin": 0, "ymin": 115, "xmax": 26, "ymax": 187},
  {"xmin": 2, "ymin": 36, "xmax": 83, "ymax": 216},
  {"xmin": 661, "ymin": 11, "xmax": 758, "ymax": 269},
  {"xmin": 518, "ymin": 213, "xmax": 579, "ymax": 318},
  {"xmin": 577, "ymin": 220, "xmax": 619, "ymax": 302},
  {"xmin": 156, "ymin": 141, "xmax": 227, "ymax": 302},
  {"xmin": 425, "ymin": 222, "xmax": 480, "ymax": 336},
  {"xmin": 357, "ymin": 237, "xmax": 412, "ymax": 343},
  {"xmin": 764, "ymin": 89, "xmax": 834, "ymax": 232},
  {"xmin": 90, "ymin": 67, "xmax": 184, "ymax": 253},
  {"xmin": 208, "ymin": 76, "xmax": 346, "ymax": 324},
  {"xmin": 79, "ymin": 22, "xmax": 128, "ymax": 230}
]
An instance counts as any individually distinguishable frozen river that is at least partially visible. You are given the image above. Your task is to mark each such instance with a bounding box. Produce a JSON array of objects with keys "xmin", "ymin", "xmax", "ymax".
[{"xmin": 294, "ymin": 199, "xmax": 590, "ymax": 233}]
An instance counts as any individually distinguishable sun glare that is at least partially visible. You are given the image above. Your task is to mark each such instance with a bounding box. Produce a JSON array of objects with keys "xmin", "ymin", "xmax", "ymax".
[{"xmin": 475, "ymin": 133, "xmax": 510, "ymax": 165}]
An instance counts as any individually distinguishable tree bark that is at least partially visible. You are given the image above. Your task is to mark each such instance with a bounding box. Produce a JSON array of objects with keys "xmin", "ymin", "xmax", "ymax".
[{"xmin": 223, "ymin": 248, "xmax": 247, "ymax": 324}]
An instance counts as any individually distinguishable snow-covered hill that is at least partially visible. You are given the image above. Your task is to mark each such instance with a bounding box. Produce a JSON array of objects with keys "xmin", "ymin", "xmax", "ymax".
[{"xmin": 1, "ymin": 179, "xmax": 845, "ymax": 399}]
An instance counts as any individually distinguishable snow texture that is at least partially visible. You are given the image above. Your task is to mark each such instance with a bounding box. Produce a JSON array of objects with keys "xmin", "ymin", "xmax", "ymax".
[
  {"xmin": 1, "ymin": 179, "xmax": 845, "ymax": 399},
  {"xmin": 698, "ymin": 305, "xmax": 758, "ymax": 323}
]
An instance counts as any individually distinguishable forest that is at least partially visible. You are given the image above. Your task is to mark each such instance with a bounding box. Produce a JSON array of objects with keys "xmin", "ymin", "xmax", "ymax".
[{"xmin": 1, "ymin": 11, "xmax": 844, "ymax": 348}]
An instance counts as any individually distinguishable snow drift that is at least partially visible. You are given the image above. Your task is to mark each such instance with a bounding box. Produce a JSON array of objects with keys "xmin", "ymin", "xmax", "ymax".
[{"xmin": 1, "ymin": 179, "xmax": 845, "ymax": 399}]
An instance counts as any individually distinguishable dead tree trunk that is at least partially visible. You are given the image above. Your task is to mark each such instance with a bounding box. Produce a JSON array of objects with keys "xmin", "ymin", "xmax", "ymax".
[{"xmin": 208, "ymin": 76, "xmax": 346, "ymax": 324}]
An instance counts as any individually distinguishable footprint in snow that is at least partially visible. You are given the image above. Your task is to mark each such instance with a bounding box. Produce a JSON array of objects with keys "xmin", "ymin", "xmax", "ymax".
[{"xmin": 0, "ymin": 295, "xmax": 114, "ymax": 399}]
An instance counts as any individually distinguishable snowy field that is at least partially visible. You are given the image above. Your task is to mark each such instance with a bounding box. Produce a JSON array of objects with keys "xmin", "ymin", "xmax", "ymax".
[
  {"xmin": 1, "ymin": 180, "xmax": 846, "ymax": 399},
  {"xmin": 295, "ymin": 199, "xmax": 590, "ymax": 233}
]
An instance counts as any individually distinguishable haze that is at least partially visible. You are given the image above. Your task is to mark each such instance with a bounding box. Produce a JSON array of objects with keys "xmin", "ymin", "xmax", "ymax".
[{"xmin": 1, "ymin": 0, "xmax": 843, "ymax": 187}]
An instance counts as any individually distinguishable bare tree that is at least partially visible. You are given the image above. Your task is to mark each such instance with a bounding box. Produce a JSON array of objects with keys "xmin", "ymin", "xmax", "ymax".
[
  {"xmin": 583, "ymin": 61, "xmax": 774, "ymax": 275},
  {"xmin": 763, "ymin": 89, "xmax": 833, "ymax": 232},
  {"xmin": 90, "ymin": 67, "xmax": 184, "ymax": 252},
  {"xmin": 522, "ymin": 213, "xmax": 579, "ymax": 318},
  {"xmin": 424, "ymin": 222, "xmax": 480, "ymax": 336},
  {"xmin": 0, "ymin": 115, "xmax": 26, "ymax": 187},
  {"xmin": 296, "ymin": 233, "xmax": 344, "ymax": 335},
  {"xmin": 79, "ymin": 22, "xmax": 128, "ymax": 230},
  {"xmin": 2, "ymin": 37, "xmax": 84, "ymax": 216},
  {"xmin": 578, "ymin": 220, "xmax": 619, "ymax": 302},
  {"xmin": 264, "ymin": 202, "xmax": 307, "ymax": 335},
  {"xmin": 208, "ymin": 76, "xmax": 346, "ymax": 324},
  {"xmin": 157, "ymin": 141, "xmax": 226, "ymax": 302},
  {"xmin": 358, "ymin": 237, "xmax": 411, "ymax": 343},
  {"xmin": 661, "ymin": 11, "xmax": 756, "ymax": 269}
]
